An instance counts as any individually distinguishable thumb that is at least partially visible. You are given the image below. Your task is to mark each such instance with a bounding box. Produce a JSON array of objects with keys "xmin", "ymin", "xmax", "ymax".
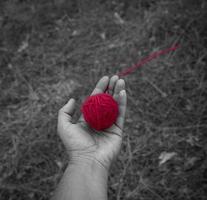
[{"xmin": 58, "ymin": 98, "xmax": 76, "ymax": 125}]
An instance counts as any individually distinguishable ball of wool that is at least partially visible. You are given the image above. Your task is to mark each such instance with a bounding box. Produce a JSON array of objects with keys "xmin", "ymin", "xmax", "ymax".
[{"xmin": 81, "ymin": 93, "xmax": 119, "ymax": 131}]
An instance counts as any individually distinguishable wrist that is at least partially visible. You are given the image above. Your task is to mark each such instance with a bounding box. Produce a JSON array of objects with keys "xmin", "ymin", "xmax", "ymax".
[
  {"xmin": 69, "ymin": 155, "xmax": 109, "ymax": 175},
  {"xmin": 70, "ymin": 150, "xmax": 112, "ymax": 171},
  {"xmin": 67, "ymin": 157, "xmax": 109, "ymax": 199},
  {"xmin": 52, "ymin": 154, "xmax": 109, "ymax": 200}
]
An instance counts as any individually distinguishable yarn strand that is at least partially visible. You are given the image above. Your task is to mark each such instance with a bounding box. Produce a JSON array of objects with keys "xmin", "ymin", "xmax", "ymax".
[
  {"xmin": 117, "ymin": 44, "xmax": 180, "ymax": 77},
  {"xmin": 81, "ymin": 44, "xmax": 180, "ymax": 131}
]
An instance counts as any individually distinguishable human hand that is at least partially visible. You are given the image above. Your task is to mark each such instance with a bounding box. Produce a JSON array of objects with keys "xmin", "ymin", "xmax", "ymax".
[{"xmin": 57, "ymin": 75, "xmax": 127, "ymax": 170}]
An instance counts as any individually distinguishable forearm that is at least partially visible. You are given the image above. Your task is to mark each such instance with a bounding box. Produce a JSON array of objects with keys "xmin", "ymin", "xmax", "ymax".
[{"xmin": 51, "ymin": 159, "xmax": 108, "ymax": 200}]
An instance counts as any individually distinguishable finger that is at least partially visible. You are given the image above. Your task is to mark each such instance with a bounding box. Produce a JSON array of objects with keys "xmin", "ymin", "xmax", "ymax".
[
  {"xmin": 108, "ymin": 75, "xmax": 119, "ymax": 95},
  {"xmin": 58, "ymin": 98, "xmax": 76, "ymax": 125},
  {"xmin": 115, "ymin": 90, "xmax": 127, "ymax": 130},
  {"xmin": 78, "ymin": 76, "xmax": 109, "ymax": 122},
  {"xmin": 113, "ymin": 79, "xmax": 125, "ymax": 101},
  {"xmin": 91, "ymin": 76, "xmax": 109, "ymax": 95}
]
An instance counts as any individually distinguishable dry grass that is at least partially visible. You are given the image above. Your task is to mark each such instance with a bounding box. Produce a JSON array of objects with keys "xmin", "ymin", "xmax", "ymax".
[{"xmin": 0, "ymin": 0, "xmax": 207, "ymax": 199}]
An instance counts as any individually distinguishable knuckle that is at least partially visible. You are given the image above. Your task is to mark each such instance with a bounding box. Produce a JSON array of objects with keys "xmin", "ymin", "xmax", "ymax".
[{"xmin": 119, "ymin": 79, "xmax": 125, "ymax": 84}]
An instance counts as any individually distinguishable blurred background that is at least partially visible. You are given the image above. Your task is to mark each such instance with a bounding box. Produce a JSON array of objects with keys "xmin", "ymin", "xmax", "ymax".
[{"xmin": 0, "ymin": 0, "xmax": 207, "ymax": 199}]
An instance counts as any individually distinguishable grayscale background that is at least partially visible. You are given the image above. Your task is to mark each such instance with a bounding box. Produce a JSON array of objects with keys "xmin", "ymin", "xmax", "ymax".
[{"xmin": 0, "ymin": 0, "xmax": 207, "ymax": 199}]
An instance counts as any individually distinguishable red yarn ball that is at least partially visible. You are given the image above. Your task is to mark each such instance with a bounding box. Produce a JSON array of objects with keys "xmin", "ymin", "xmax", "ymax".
[{"xmin": 81, "ymin": 93, "xmax": 119, "ymax": 131}]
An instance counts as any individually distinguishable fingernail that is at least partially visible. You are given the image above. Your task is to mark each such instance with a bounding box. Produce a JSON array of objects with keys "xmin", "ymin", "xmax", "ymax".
[
  {"xmin": 103, "ymin": 75, "xmax": 109, "ymax": 80},
  {"xmin": 120, "ymin": 90, "xmax": 126, "ymax": 96},
  {"xmin": 69, "ymin": 98, "xmax": 75, "ymax": 103},
  {"xmin": 113, "ymin": 75, "xmax": 119, "ymax": 80},
  {"xmin": 119, "ymin": 79, "xmax": 125, "ymax": 84}
]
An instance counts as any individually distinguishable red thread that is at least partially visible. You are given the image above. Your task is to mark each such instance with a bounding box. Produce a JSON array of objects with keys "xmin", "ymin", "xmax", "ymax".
[
  {"xmin": 117, "ymin": 44, "xmax": 179, "ymax": 77},
  {"xmin": 81, "ymin": 44, "xmax": 179, "ymax": 131}
]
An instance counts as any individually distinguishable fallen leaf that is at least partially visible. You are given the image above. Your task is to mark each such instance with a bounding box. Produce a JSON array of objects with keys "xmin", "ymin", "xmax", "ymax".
[
  {"xmin": 71, "ymin": 30, "xmax": 81, "ymax": 36},
  {"xmin": 114, "ymin": 12, "xmax": 124, "ymax": 25},
  {"xmin": 18, "ymin": 40, "xmax": 29, "ymax": 53},
  {"xmin": 100, "ymin": 32, "xmax": 106, "ymax": 40},
  {"xmin": 159, "ymin": 151, "xmax": 177, "ymax": 165}
]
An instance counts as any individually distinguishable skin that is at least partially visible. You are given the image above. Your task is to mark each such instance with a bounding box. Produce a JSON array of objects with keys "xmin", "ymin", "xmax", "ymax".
[{"xmin": 51, "ymin": 75, "xmax": 127, "ymax": 200}]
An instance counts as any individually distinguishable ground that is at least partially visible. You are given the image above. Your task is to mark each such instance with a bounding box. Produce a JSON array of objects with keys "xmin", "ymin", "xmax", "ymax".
[{"xmin": 0, "ymin": 0, "xmax": 207, "ymax": 200}]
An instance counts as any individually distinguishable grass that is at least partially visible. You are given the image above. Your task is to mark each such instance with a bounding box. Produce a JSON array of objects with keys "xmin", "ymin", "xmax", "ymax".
[{"xmin": 0, "ymin": 0, "xmax": 207, "ymax": 199}]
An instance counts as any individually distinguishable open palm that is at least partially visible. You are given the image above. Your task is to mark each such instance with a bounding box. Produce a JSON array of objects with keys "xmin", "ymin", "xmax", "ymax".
[{"xmin": 57, "ymin": 75, "xmax": 127, "ymax": 169}]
